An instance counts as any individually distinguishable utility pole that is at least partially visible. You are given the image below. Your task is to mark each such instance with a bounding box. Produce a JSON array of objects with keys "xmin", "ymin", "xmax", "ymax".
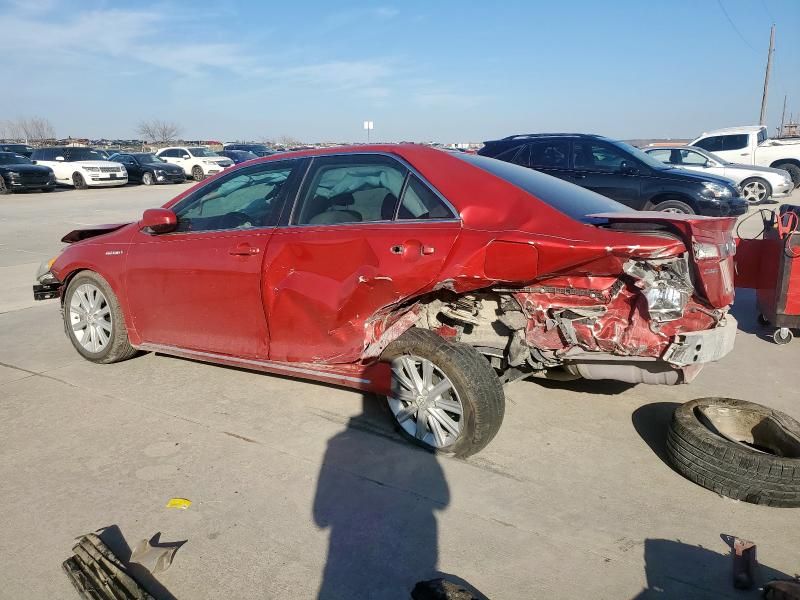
[
  {"xmin": 759, "ymin": 24, "xmax": 775, "ymax": 126},
  {"xmin": 779, "ymin": 94, "xmax": 787, "ymax": 137}
]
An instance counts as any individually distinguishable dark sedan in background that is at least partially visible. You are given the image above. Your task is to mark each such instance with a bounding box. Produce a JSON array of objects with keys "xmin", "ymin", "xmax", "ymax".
[
  {"xmin": 109, "ymin": 153, "xmax": 186, "ymax": 185},
  {"xmin": 0, "ymin": 143, "xmax": 35, "ymax": 157},
  {"xmin": 0, "ymin": 152, "xmax": 56, "ymax": 194},
  {"xmin": 222, "ymin": 143, "xmax": 274, "ymax": 157},
  {"xmin": 218, "ymin": 149, "xmax": 258, "ymax": 165},
  {"xmin": 479, "ymin": 133, "xmax": 747, "ymax": 216}
]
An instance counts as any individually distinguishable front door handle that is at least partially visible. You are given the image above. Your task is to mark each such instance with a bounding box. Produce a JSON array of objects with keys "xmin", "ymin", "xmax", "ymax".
[
  {"xmin": 571, "ymin": 174, "xmax": 587, "ymax": 180},
  {"xmin": 229, "ymin": 243, "xmax": 259, "ymax": 256},
  {"xmin": 390, "ymin": 243, "xmax": 435, "ymax": 256}
]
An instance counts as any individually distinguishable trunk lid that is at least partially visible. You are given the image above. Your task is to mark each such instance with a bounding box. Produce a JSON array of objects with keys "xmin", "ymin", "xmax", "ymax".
[{"xmin": 590, "ymin": 211, "xmax": 737, "ymax": 308}]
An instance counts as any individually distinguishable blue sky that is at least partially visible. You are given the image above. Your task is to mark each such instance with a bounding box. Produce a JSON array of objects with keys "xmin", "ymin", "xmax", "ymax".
[{"xmin": 1, "ymin": 0, "xmax": 798, "ymax": 142}]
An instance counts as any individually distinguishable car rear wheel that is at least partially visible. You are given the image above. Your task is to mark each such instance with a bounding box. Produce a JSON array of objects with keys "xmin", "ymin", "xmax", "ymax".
[
  {"xmin": 72, "ymin": 173, "xmax": 88, "ymax": 189},
  {"xmin": 191, "ymin": 165, "xmax": 205, "ymax": 182},
  {"xmin": 656, "ymin": 199, "xmax": 695, "ymax": 214},
  {"xmin": 740, "ymin": 177, "xmax": 771, "ymax": 204},
  {"xmin": 381, "ymin": 328, "xmax": 505, "ymax": 458},
  {"xmin": 775, "ymin": 163, "xmax": 800, "ymax": 188},
  {"xmin": 64, "ymin": 271, "xmax": 138, "ymax": 364},
  {"xmin": 142, "ymin": 172, "xmax": 155, "ymax": 186},
  {"xmin": 0, "ymin": 175, "xmax": 9, "ymax": 195}
]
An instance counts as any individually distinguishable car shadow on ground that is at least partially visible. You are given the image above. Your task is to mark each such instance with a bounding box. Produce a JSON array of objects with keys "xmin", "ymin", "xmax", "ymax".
[
  {"xmin": 632, "ymin": 537, "xmax": 795, "ymax": 599},
  {"xmin": 312, "ymin": 394, "xmax": 487, "ymax": 599},
  {"xmin": 527, "ymin": 376, "xmax": 635, "ymax": 396}
]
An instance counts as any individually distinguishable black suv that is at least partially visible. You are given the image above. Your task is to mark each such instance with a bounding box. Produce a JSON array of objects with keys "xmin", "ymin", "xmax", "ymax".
[{"xmin": 478, "ymin": 134, "xmax": 746, "ymax": 216}]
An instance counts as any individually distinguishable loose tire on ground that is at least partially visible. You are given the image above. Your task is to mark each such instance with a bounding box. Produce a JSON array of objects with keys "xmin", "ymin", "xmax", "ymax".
[
  {"xmin": 666, "ymin": 397, "xmax": 800, "ymax": 507},
  {"xmin": 655, "ymin": 199, "xmax": 695, "ymax": 214},
  {"xmin": 63, "ymin": 271, "xmax": 139, "ymax": 364},
  {"xmin": 381, "ymin": 328, "xmax": 505, "ymax": 458}
]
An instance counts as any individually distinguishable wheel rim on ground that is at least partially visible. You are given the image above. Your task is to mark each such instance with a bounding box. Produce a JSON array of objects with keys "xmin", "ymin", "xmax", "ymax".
[
  {"xmin": 69, "ymin": 283, "xmax": 113, "ymax": 352},
  {"xmin": 742, "ymin": 181, "xmax": 767, "ymax": 203},
  {"xmin": 388, "ymin": 354, "xmax": 464, "ymax": 448},
  {"xmin": 142, "ymin": 172, "xmax": 153, "ymax": 185},
  {"xmin": 696, "ymin": 403, "xmax": 800, "ymax": 457}
]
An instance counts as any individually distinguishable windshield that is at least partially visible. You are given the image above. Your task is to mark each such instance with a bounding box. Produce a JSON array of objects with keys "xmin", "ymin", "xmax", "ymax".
[
  {"xmin": 0, "ymin": 153, "xmax": 31, "ymax": 165},
  {"xmin": 189, "ymin": 147, "xmax": 219, "ymax": 157},
  {"xmin": 134, "ymin": 153, "xmax": 164, "ymax": 163},
  {"xmin": 613, "ymin": 140, "xmax": 674, "ymax": 170},
  {"xmin": 67, "ymin": 148, "xmax": 106, "ymax": 161},
  {"xmin": 453, "ymin": 153, "xmax": 632, "ymax": 222}
]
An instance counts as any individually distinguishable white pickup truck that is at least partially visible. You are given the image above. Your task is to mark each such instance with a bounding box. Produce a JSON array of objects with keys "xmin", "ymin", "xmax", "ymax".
[{"xmin": 690, "ymin": 126, "xmax": 800, "ymax": 188}]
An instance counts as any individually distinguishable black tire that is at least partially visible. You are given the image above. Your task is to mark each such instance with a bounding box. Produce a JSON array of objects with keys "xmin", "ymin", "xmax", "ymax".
[
  {"xmin": 141, "ymin": 171, "xmax": 155, "ymax": 186},
  {"xmin": 775, "ymin": 162, "xmax": 800, "ymax": 188},
  {"xmin": 666, "ymin": 397, "xmax": 800, "ymax": 507},
  {"xmin": 740, "ymin": 177, "xmax": 772, "ymax": 204},
  {"xmin": 191, "ymin": 165, "xmax": 205, "ymax": 182},
  {"xmin": 655, "ymin": 199, "xmax": 695, "ymax": 214},
  {"xmin": 63, "ymin": 271, "xmax": 139, "ymax": 364},
  {"xmin": 72, "ymin": 173, "xmax": 88, "ymax": 189},
  {"xmin": 381, "ymin": 328, "xmax": 505, "ymax": 458},
  {"xmin": 0, "ymin": 175, "xmax": 9, "ymax": 195}
]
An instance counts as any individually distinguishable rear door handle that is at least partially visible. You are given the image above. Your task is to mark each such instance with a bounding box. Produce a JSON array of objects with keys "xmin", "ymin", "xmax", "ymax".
[
  {"xmin": 229, "ymin": 243, "xmax": 259, "ymax": 256},
  {"xmin": 571, "ymin": 174, "xmax": 586, "ymax": 180}
]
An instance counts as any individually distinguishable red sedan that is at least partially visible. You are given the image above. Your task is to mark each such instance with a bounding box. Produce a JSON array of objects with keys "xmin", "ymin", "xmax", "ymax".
[{"xmin": 34, "ymin": 145, "xmax": 738, "ymax": 456}]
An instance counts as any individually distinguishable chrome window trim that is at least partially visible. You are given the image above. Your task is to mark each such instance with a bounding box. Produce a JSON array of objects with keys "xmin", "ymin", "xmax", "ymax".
[{"xmin": 285, "ymin": 151, "xmax": 460, "ymax": 228}]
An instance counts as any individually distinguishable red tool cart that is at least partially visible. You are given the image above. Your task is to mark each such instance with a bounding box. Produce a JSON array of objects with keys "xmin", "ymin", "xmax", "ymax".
[{"xmin": 735, "ymin": 204, "xmax": 800, "ymax": 344}]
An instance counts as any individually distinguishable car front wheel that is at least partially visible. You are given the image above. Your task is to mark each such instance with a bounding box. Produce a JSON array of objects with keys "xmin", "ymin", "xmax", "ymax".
[
  {"xmin": 191, "ymin": 165, "xmax": 205, "ymax": 181},
  {"xmin": 142, "ymin": 172, "xmax": 155, "ymax": 185},
  {"xmin": 656, "ymin": 199, "xmax": 695, "ymax": 214},
  {"xmin": 63, "ymin": 271, "xmax": 138, "ymax": 364},
  {"xmin": 381, "ymin": 328, "xmax": 505, "ymax": 458},
  {"xmin": 740, "ymin": 177, "xmax": 772, "ymax": 204},
  {"xmin": 72, "ymin": 173, "xmax": 88, "ymax": 189}
]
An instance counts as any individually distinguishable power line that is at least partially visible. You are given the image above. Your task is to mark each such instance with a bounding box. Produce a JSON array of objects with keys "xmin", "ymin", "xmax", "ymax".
[{"xmin": 716, "ymin": 0, "xmax": 757, "ymax": 52}]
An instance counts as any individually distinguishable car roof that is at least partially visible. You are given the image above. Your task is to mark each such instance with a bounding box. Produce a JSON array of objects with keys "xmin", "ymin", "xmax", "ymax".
[
  {"xmin": 484, "ymin": 133, "xmax": 608, "ymax": 144},
  {"xmin": 697, "ymin": 125, "xmax": 764, "ymax": 136}
]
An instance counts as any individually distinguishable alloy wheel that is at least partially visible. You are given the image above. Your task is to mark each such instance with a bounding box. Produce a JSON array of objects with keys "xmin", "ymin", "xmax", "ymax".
[
  {"xmin": 142, "ymin": 172, "xmax": 154, "ymax": 185},
  {"xmin": 742, "ymin": 181, "xmax": 767, "ymax": 203},
  {"xmin": 388, "ymin": 355, "xmax": 464, "ymax": 448},
  {"xmin": 69, "ymin": 283, "xmax": 113, "ymax": 353},
  {"xmin": 661, "ymin": 207, "xmax": 687, "ymax": 214}
]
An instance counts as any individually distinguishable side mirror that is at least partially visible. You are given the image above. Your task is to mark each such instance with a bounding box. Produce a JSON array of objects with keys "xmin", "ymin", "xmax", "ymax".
[
  {"xmin": 182, "ymin": 154, "xmax": 191, "ymax": 159},
  {"xmin": 55, "ymin": 156, "xmax": 65, "ymax": 161},
  {"xmin": 140, "ymin": 208, "xmax": 177, "ymax": 234},
  {"xmin": 619, "ymin": 160, "xmax": 639, "ymax": 175}
]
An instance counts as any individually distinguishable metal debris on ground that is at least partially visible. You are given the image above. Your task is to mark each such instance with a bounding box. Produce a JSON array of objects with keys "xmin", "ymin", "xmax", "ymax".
[
  {"xmin": 63, "ymin": 533, "xmax": 154, "ymax": 600},
  {"xmin": 411, "ymin": 578, "xmax": 486, "ymax": 600},
  {"xmin": 732, "ymin": 537, "xmax": 757, "ymax": 590},
  {"xmin": 130, "ymin": 532, "xmax": 184, "ymax": 574}
]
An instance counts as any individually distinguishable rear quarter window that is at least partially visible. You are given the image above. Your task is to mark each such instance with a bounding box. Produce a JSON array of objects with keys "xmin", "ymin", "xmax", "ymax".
[{"xmin": 453, "ymin": 153, "xmax": 631, "ymax": 223}]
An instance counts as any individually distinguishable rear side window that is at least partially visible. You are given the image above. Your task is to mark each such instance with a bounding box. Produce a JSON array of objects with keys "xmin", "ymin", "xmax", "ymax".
[
  {"xmin": 294, "ymin": 155, "xmax": 407, "ymax": 225},
  {"xmin": 573, "ymin": 142, "xmax": 627, "ymax": 172},
  {"xmin": 397, "ymin": 175, "xmax": 455, "ymax": 220},
  {"xmin": 528, "ymin": 140, "xmax": 569, "ymax": 169},
  {"xmin": 721, "ymin": 134, "xmax": 749, "ymax": 150},
  {"xmin": 453, "ymin": 153, "xmax": 631, "ymax": 223}
]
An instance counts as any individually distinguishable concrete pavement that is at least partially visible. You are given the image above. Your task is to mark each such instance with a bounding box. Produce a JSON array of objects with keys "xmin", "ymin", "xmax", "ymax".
[{"xmin": 0, "ymin": 184, "xmax": 798, "ymax": 599}]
